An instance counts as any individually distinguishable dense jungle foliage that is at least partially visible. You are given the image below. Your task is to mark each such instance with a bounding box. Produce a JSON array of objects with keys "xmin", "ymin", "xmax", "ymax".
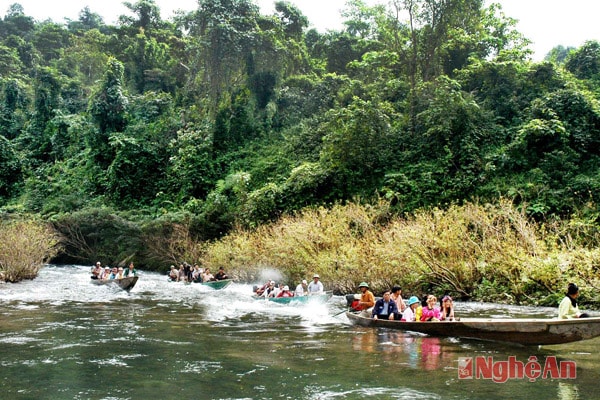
[{"xmin": 1, "ymin": 0, "xmax": 600, "ymax": 292}]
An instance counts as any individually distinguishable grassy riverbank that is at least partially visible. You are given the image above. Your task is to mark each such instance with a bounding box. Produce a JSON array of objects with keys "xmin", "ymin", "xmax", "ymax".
[{"xmin": 200, "ymin": 199, "xmax": 600, "ymax": 308}]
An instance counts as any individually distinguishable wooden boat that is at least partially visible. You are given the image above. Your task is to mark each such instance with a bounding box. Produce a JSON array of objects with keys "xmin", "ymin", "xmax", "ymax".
[
  {"xmin": 345, "ymin": 312, "xmax": 600, "ymax": 345},
  {"xmin": 254, "ymin": 293, "xmax": 332, "ymax": 305},
  {"xmin": 91, "ymin": 276, "xmax": 138, "ymax": 291},
  {"xmin": 197, "ymin": 279, "xmax": 233, "ymax": 290}
]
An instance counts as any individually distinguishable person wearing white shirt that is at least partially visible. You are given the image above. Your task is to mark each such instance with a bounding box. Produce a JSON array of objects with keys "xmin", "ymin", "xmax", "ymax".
[
  {"xmin": 295, "ymin": 279, "xmax": 308, "ymax": 296},
  {"xmin": 307, "ymin": 274, "xmax": 324, "ymax": 295}
]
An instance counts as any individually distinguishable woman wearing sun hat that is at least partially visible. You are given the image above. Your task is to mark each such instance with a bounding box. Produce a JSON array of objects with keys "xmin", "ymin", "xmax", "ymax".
[{"xmin": 401, "ymin": 296, "xmax": 421, "ymax": 321}]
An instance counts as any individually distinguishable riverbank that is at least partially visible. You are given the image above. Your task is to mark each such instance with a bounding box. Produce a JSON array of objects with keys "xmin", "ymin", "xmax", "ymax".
[{"xmin": 199, "ymin": 199, "xmax": 600, "ymax": 308}]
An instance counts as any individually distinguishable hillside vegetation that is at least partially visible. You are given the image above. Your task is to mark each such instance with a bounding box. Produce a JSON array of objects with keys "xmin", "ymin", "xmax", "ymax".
[{"xmin": 1, "ymin": 1, "xmax": 600, "ymax": 300}]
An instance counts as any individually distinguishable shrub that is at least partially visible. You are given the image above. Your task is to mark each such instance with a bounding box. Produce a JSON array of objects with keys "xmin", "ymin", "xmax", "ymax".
[{"xmin": 0, "ymin": 219, "xmax": 61, "ymax": 282}]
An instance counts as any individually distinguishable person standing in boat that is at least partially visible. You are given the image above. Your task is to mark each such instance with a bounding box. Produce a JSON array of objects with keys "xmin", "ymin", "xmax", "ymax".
[
  {"xmin": 372, "ymin": 290, "xmax": 399, "ymax": 320},
  {"xmin": 124, "ymin": 262, "xmax": 137, "ymax": 277},
  {"xmin": 307, "ymin": 274, "xmax": 324, "ymax": 295},
  {"xmin": 558, "ymin": 283, "xmax": 589, "ymax": 319},
  {"xmin": 295, "ymin": 279, "xmax": 308, "ymax": 296}
]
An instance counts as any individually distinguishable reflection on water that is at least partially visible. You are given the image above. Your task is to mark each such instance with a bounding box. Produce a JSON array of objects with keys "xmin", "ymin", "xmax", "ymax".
[{"xmin": 0, "ymin": 265, "xmax": 599, "ymax": 399}]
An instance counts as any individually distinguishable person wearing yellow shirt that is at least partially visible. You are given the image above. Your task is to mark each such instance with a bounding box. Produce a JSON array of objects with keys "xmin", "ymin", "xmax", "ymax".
[{"xmin": 558, "ymin": 283, "xmax": 589, "ymax": 319}]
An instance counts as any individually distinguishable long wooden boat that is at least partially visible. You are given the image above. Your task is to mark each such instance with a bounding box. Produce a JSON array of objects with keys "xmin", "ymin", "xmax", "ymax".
[
  {"xmin": 197, "ymin": 279, "xmax": 233, "ymax": 290},
  {"xmin": 345, "ymin": 312, "xmax": 600, "ymax": 345},
  {"xmin": 254, "ymin": 293, "xmax": 332, "ymax": 304},
  {"xmin": 91, "ymin": 276, "xmax": 138, "ymax": 291}
]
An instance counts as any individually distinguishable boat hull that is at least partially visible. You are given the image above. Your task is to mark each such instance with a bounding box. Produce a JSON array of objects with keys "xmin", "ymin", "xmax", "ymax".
[
  {"xmin": 255, "ymin": 293, "xmax": 332, "ymax": 304},
  {"xmin": 91, "ymin": 276, "xmax": 138, "ymax": 291},
  {"xmin": 199, "ymin": 279, "xmax": 232, "ymax": 290},
  {"xmin": 345, "ymin": 312, "xmax": 600, "ymax": 345}
]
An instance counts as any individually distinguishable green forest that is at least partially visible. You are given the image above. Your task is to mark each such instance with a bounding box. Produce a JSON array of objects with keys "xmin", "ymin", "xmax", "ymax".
[{"xmin": 2, "ymin": 0, "xmax": 600, "ymax": 298}]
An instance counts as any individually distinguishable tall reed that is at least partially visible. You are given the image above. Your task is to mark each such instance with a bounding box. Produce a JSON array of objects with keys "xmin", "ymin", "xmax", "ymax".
[{"xmin": 0, "ymin": 219, "xmax": 61, "ymax": 282}]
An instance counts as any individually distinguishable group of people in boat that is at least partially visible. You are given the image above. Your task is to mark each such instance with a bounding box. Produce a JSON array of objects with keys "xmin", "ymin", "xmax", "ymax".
[
  {"xmin": 91, "ymin": 261, "xmax": 137, "ymax": 280},
  {"xmin": 254, "ymin": 274, "xmax": 325, "ymax": 298},
  {"xmin": 168, "ymin": 263, "xmax": 229, "ymax": 283},
  {"xmin": 355, "ymin": 281, "xmax": 589, "ymax": 321},
  {"xmin": 353, "ymin": 282, "xmax": 456, "ymax": 322}
]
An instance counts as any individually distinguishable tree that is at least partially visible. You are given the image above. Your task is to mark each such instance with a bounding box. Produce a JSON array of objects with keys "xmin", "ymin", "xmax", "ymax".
[
  {"xmin": 565, "ymin": 40, "xmax": 600, "ymax": 80},
  {"xmin": 88, "ymin": 57, "xmax": 128, "ymax": 167}
]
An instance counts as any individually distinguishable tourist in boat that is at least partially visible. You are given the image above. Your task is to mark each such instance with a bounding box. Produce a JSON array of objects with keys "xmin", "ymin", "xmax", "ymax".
[
  {"xmin": 307, "ymin": 274, "xmax": 324, "ymax": 295},
  {"xmin": 372, "ymin": 290, "xmax": 399, "ymax": 320},
  {"xmin": 401, "ymin": 296, "xmax": 421, "ymax": 321},
  {"xmin": 177, "ymin": 264, "xmax": 187, "ymax": 282},
  {"xmin": 91, "ymin": 261, "xmax": 103, "ymax": 279},
  {"xmin": 100, "ymin": 266, "xmax": 110, "ymax": 280},
  {"xmin": 255, "ymin": 280, "xmax": 272, "ymax": 296},
  {"xmin": 295, "ymin": 279, "xmax": 308, "ymax": 296},
  {"xmin": 214, "ymin": 266, "xmax": 229, "ymax": 281},
  {"xmin": 558, "ymin": 283, "xmax": 589, "ymax": 319},
  {"xmin": 390, "ymin": 286, "xmax": 406, "ymax": 314},
  {"xmin": 357, "ymin": 282, "xmax": 375, "ymax": 316},
  {"xmin": 277, "ymin": 285, "xmax": 294, "ymax": 298},
  {"xmin": 415, "ymin": 296, "xmax": 427, "ymax": 322},
  {"xmin": 115, "ymin": 267, "xmax": 125, "ymax": 279},
  {"xmin": 421, "ymin": 295, "xmax": 441, "ymax": 321},
  {"xmin": 191, "ymin": 264, "xmax": 203, "ymax": 282},
  {"xmin": 264, "ymin": 281, "xmax": 276, "ymax": 297},
  {"xmin": 201, "ymin": 268, "xmax": 215, "ymax": 283},
  {"xmin": 440, "ymin": 295, "xmax": 456, "ymax": 321},
  {"xmin": 108, "ymin": 267, "xmax": 118, "ymax": 280},
  {"xmin": 168, "ymin": 265, "xmax": 178, "ymax": 281},
  {"xmin": 124, "ymin": 262, "xmax": 137, "ymax": 277}
]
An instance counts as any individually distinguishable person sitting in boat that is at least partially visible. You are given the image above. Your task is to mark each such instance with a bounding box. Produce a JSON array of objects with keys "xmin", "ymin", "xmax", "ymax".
[
  {"xmin": 191, "ymin": 264, "xmax": 203, "ymax": 282},
  {"xmin": 307, "ymin": 274, "xmax": 324, "ymax": 295},
  {"xmin": 390, "ymin": 286, "xmax": 406, "ymax": 315},
  {"xmin": 415, "ymin": 296, "xmax": 427, "ymax": 322},
  {"xmin": 168, "ymin": 265, "xmax": 178, "ymax": 281},
  {"xmin": 115, "ymin": 267, "xmax": 125, "ymax": 279},
  {"xmin": 100, "ymin": 266, "xmax": 111, "ymax": 280},
  {"xmin": 91, "ymin": 261, "xmax": 103, "ymax": 279},
  {"xmin": 124, "ymin": 262, "xmax": 137, "ymax": 277},
  {"xmin": 440, "ymin": 295, "xmax": 456, "ymax": 321},
  {"xmin": 177, "ymin": 264, "xmax": 188, "ymax": 282},
  {"xmin": 277, "ymin": 285, "xmax": 294, "ymax": 298},
  {"xmin": 262, "ymin": 281, "xmax": 277, "ymax": 298},
  {"xmin": 372, "ymin": 290, "xmax": 399, "ymax": 320},
  {"xmin": 255, "ymin": 280, "xmax": 272, "ymax": 296},
  {"xmin": 558, "ymin": 283, "xmax": 590, "ymax": 319},
  {"xmin": 214, "ymin": 266, "xmax": 229, "ymax": 281},
  {"xmin": 202, "ymin": 268, "xmax": 215, "ymax": 282},
  {"xmin": 357, "ymin": 282, "xmax": 375, "ymax": 316},
  {"xmin": 421, "ymin": 295, "xmax": 441, "ymax": 321},
  {"xmin": 108, "ymin": 267, "xmax": 118, "ymax": 280},
  {"xmin": 295, "ymin": 280, "xmax": 308, "ymax": 296},
  {"xmin": 401, "ymin": 296, "xmax": 421, "ymax": 321}
]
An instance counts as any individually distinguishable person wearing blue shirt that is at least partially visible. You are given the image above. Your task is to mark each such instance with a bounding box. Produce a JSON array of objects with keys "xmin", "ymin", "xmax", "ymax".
[{"xmin": 372, "ymin": 290, "xmax": 399, "ymax": 320}]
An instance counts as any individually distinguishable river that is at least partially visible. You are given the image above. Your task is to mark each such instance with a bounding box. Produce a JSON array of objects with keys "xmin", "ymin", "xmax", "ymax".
[{"xmin": 1, "ymin": 265, "xmax": 598, "ymax": 399}]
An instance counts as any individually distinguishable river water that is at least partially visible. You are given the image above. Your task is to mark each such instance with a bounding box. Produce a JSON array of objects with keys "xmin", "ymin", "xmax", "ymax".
[{"xmin": 1, "ymin": 265, "xmax": 598, "ymax": 400}]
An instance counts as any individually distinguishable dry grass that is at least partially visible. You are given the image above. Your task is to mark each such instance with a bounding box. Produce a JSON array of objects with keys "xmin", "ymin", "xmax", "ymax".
[
  {"xmin": 0, "ymin": 219, "xmax": 61, "ymax": 282},
  {"xmin": 187, "ymin": 199, "xmax": 600, "ymax": 305}
]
